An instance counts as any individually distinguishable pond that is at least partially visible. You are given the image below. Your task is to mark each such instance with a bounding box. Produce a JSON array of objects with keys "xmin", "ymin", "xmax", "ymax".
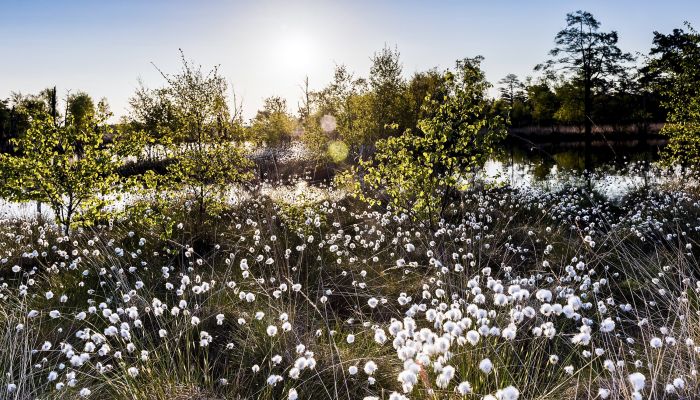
[
  {"xmin": 482, "ymin": 143, "xmax": 686, "ymax": 199},
  {"xmin": 1, "ymin": 141, "xmax": 695, "ymax": 222}
]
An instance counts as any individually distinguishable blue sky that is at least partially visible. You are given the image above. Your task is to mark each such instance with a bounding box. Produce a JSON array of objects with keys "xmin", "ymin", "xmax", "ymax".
[{"xmin": 1, "ymin": 0, "xmax": 698, "ymax": 120}]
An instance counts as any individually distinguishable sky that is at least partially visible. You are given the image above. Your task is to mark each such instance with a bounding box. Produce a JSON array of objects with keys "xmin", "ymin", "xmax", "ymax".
[{"xmin": 1, "ymin": 0, "xmax": 699, "ymax": 121}]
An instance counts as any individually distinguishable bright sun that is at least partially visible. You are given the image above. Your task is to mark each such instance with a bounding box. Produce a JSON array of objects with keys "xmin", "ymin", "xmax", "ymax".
[{"xmin": 277, "ymin": 31, "xmax": 316, "ymax": 71}]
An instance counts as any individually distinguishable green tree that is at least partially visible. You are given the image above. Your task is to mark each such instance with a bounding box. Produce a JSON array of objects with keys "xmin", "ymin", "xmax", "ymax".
[
  {"xmin": 250, "ymin": 96, "xmax": 297, "ymax": 176},
  {"xmin": 368, "ymin": 45, "xmax": 406, "ymax": 140},
  {"xmin": 314, "ymin": 64, "xmax": 370, "ymax": 156},
  {"xmin": 553, "ymin": 79, "xmax": 585, "ymax": 123},
  {"xmin": 648, "ymin": 24, "xmax": 700, "ymax": 166},
  {"xmin": 10, "ymin": 90, "xmax": 52, "ymax": 118},
  {"xmin": 315, "ymin": 47, "xmax": 408, "ymax": 159},
  {"xmin": 67, "ymin": 91, "xmax": 96, "ymax": 129},
  {"xmin": 0, "ymin": 102, "xmax": 127, "ymax": 233},
  {"xmin": 251, "ymin": 96, "xmax": 296, "ymax": 148},
  {"xmin": 0, "ymin": 98, "xmax": 13, "ymax": 153},
  {"xmin": 641, "ymin": 25, "xmax": 700, "ymax": 94},
  {"xmin": 495, "ymin": 74, "xmax": 530, "ymax": 127},
  {"xmin": 127, "ymin": 82, "xmax": 180, "ymax": 162},
  {"xmin": 357, "ymin": 56, "xmax": 507, "ymax": 224},
  {"xmin": 147, "ymin": 52, "xmax": 253, "ymax": 225},
  {"xmin": 1, "ymin": 89, "xmax": 57, "ymax": 153},
  {"xmin": 536, "ymin": 10, "xmax": 634, "ymax": 172},
  {"xmin": 526, "ymin": 81, "xmax": 560, "ymax": 125},
  {"xmin": 402, "ymin": 69, "xmax": 445, "ymax": 132}
]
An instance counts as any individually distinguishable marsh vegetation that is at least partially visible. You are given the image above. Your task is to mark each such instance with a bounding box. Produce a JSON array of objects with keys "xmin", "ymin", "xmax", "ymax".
[{"xmin": 1, "ymin": 10, "xmax": 700, "ymax": 400}]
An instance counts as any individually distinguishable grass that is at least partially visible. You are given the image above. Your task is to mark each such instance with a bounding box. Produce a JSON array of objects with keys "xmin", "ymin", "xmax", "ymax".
[{"xmin": 1, "ymin": 175, "xmax": 699, "ymax": 399}]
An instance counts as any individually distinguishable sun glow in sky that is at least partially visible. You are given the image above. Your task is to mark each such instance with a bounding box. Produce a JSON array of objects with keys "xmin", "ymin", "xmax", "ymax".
[
  {"xmin": 1, "ymin": 0, "xmax": 699, "ymax": 120},
  {"xmin": 275, "ymin": 29, "xmax": 318, "ymax": 73}
]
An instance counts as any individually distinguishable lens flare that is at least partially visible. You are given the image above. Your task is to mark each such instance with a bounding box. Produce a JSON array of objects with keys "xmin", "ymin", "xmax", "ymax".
[
  {"xmin": 327, "ymin": 140, "xmax": 348, "ymax": 162},
  {"xmin": 320, "ymin": 114, "xmax": 337, "ymax": 133}
]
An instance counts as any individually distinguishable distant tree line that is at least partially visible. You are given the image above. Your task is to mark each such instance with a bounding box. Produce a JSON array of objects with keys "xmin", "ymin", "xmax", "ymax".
[
  {"xmin": 1, "ymin": 11, "xmax": 699, "ymax": 170},
  {"xmin": 0, "ymin": 11, "xmax": 700, "ymax": 227},
  {"xmin": 1, "ymin": 11, "xmax": 699, "ymax": 231}
]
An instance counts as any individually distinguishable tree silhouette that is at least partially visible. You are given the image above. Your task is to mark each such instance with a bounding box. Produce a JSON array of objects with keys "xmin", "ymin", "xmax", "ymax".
[
  {"xmin": 498, "ymin": 74, "xmax": 525, "ymax": 107},
  {"xmin": 536, "ymin": 10, "xmax": 634, "ymax": 173}
]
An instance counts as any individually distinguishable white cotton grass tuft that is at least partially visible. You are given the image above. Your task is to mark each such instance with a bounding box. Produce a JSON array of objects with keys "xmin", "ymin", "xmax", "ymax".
[
  {"xmin": 628, "ymin": 372, "xmax": 646, "ymax": 392},
  {"xmin": 364, "ymin": 360, "xmax": 377, "ymax": 375},
  {"xmin": 367, "ymin": 297, "xmax": 379, "ymax": 308},
  {"xmin": 600, "ymin": 317, "xmax": 615, "ymax": 332},
  {"xmin": 495, "ymin": 386, "xmax": 520, "ymax": 400},
  {"xmin": 456, "ymin": 381, "xmax": 472, "ymax": 395},
  {"xmin": 479, "ymin": 358, "xmax": 493, "ymax": 374}
]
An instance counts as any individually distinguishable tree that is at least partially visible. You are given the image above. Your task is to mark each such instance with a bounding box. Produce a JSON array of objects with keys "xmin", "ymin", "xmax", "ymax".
[
  {"xmin": 495, "ymin": 74, "xmax": 530, "ymax": 127},
  {"xmin": 640, "ymin": 25, "xmax": 700, "ymax": 93},
  {"xmin": 0, "ymin": 98, "xmax": 13, "ymax": 153},
  {"xmin": 553, "ymin": 79, "xmax": 585, "ymax": 124},
  {"xmin": 498, "ymin": 74, "xmax": 526, "ymax": 106},
  {"xmin": 297, "ymin": 76, "xmax": 314, "ymax": 122},
  {"xmin": 0, "ymin": 89, "xmax": 58, "ymax": 153},
  {"xmin": 357, "ymin": 56, "xmax": 507, "ymax": 224},
  {"xmin": 251, "ymin": 96, "xmax": 295, "ymax": 147},
  {"xmin": 250, "ymin": 96, "xmax": 296, "ymax": 175},
  {"xmin": 146, "ymin": 51, "xmax": 253, "ymax": 224},
  {"xmin": 67, "ymin": 91, "xmax": 96, "ymax": 129},
  {"xmin": 536, "ymin": 10, "xmax": 634, "ymax": 172},
  {"xmin": 312, "ymin": 46, "xmax": 407, "ymax": 159},
  {"xmin": 526, "ymin": 81, "xmax": 559, "ymax": 125},
  {"xmin": 314, "ymin": 64, "xmax": 371, "ymax": 158},
  {"xmin": 368, "ymin": 45, "xmax": 406, "ymax": 141},
  {"xmin": 297, "ymin": 77, "xmax": 332, "ymax": 162},
  {"xmin": 647, "ymin": 24, "xmax": 700, "ymax": 166},
  {"xmin": 128, "ymin": 82, "xmax": 180, "ymax": 162},
  {"xmin": 0, "ymin": 102, "xmax": 128, "ymax": 234},
  {"xmin": 402, "ymin": 69, "xmax": 445, "ymax": 132}
]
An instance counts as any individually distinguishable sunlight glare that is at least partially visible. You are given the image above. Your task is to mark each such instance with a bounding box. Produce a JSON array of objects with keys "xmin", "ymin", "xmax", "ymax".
[{"xmin": 276, "ymin": 31, "xmax": 317, "ymax": 71}]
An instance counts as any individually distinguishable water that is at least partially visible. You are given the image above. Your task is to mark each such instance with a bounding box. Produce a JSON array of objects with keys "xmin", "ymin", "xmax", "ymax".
[
  {"xmin": 483, "ymin": 145, "xmax": 686, "ymax": 199},
  {"xmin": 1, "ymin": 143, "xmax": 693, "ymax": 222},
  {"xmin": 0, "ymin": 200, "xmax": 55, "ymax": 221}
]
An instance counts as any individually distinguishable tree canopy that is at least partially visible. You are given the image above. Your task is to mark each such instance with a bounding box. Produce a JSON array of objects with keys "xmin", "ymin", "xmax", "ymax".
[
  {"xmin": 0, "ymin": 101, "xmax": 130, "ymax": 233},
  {"xmin": 536, "ymin": 10, "xmax": 634, "ymax": 171},
  {"xmin": 357, "ymin": 56, "xmax": 507, "ymax": 222}
]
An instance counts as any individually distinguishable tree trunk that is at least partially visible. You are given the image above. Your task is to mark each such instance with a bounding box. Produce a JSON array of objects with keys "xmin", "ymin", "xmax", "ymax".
[
  {"xmin": 639, "ymin": 93, "xmax": 650, "ymax": 192},
  {"xmin": 198, "ymin": 187, "xmax": 205, "ymax": 227},
  {"xmin": 64, "ymin": 208, "xmax": 73, "ymax": 236},
  {"xmin": 272, "ymin": 151, "xmax": 279, "ymax": 182},
  {"xmin": 584, "ymin": 71, "xmax": 593, "ymax": 177},
  {"xmin": 582, "ymin": 66, "xmax": 594, "ymax": 192}
]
